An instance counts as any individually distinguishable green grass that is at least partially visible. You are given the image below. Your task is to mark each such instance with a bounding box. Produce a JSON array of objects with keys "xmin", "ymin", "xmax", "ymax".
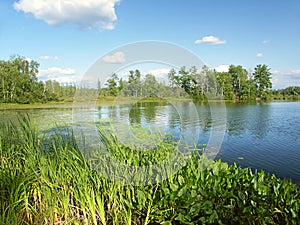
[
  {"xmin": 0, "ymin": 102, "xmax": 75, "ymax": 110},
  {"xmin": 0, "ymin": 116, "xmax": 299, "ymax": 224},
  {"xmin": 0, "ymin": 97, "xmax": 178, "ymax": 110}
]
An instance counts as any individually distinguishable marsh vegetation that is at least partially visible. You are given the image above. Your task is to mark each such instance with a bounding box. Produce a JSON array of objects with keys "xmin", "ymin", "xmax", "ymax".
[{"xmin": 0, "ymin": 116, "xmax": 299, "ymax": 224}]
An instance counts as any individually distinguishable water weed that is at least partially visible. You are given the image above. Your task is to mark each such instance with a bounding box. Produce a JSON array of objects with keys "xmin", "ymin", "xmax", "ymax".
[{"xmin": 0, "ymin": 116, "xmax": 299, "ymax": 224}]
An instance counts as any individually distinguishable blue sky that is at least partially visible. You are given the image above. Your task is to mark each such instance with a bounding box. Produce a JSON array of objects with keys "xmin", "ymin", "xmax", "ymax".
[{"xmin": 0, "ymin": 0, "xmax": 300, "ymax": 89}]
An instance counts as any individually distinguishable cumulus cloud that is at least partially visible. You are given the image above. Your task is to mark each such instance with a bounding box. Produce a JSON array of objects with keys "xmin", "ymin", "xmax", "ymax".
[
  {"xmin": 195, "ymin": 36, "xmax": 226, "ymax": 45},
  {"xmin": 256, "ymin": 53, "xmax": 263, "ymax": 57},
  {"xmin": 40, "ymin": 67, "xmax": 76, "ymax": 76},
  {"xmin": 272, "ymin": 69, "xmax": 300, "ymax": 78},
  {"xmin": 102, "ymin": 51, "xmax": 125, "ymax": 64},
  {"xmin": 40, "ymin": 55, "xmax": 59, "ymax": 61},
  {"xmin": 271, "ymin": 69, "xmax": 300, "ymax": 89},
  {"xmin": 38, "ymin": 67, "xmax": 81, "ymax": 83},
  {"xmin": 13, "ymin": 0, "xmax": 120, "ymax": 30},
  {"xmin": 140, "ymin": 68, "xmax": 172, "ymax": 83},
  {"xmin": 272, "ymin": 75, "xmax": 300, "ymax": 89},
  {"xmin": 215, "ymin": 65, "xmax": 229, "ymax": 73},
  {"xmin": 145, "ymin": 68, "xmax": 171, "ymax": 78},
  {"xmin": 286, "ymin": 69, "xmax": 300, "ymax": 75}
]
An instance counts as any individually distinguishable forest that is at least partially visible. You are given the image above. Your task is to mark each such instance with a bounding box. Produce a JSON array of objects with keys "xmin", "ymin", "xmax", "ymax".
[
  {"xmin": 0, "ymin": 56, "xmax": 76, "ymax": 103},
  {"xmin": 0, "ymin": 55, "xmax": 299, "ymax": 103}
]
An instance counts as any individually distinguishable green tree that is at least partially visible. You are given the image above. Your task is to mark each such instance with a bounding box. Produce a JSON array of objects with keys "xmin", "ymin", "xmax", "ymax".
[
  {"xmin": 168, "ymin": 68, "xmax": 183, "ymax": 97},
  {"xmin": 143, "ymin": 74, "xmax": 160, "ymax": 97},
  {"xmin": 4, "ymin": 55, "xmax": 40, "ymax": 103},
  {"xmin": 106, "ymin": 73, "xmax": 119, "ymax": 97},
  {"xmin": 44, "ymin": 80, "xmax": 59, "ymax": 101},
  {"xmin": 0, "ymin": 55, "xmax": 79, "ymax": 103},
  {"xmin": 0, "ymin": 60, "xmax": 15, "ymax": 102},
  {"xmin": 128, "ymin": 70, "xmax": 142, "ymax": 97},
  {"xmin": 240, "ymin": 70, "xmax": 256, "ymax": 101},
  {"xmin": 215, "ymin": 71, "xmax": 234, "ymax": 100},
  {"xmin": 228, "ymin": 65, "xmax": 248, "ymax": 100},
  {"xmin": 253, "ymin": 64, "xmax": 272, "ymax": 99},
  {"xmin": 178, "ymin": 66, "xmax": 196, "ymax": 96}
]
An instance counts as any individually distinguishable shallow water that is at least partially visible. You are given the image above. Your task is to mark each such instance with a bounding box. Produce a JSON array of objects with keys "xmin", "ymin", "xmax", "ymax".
[{"xmin": 1, "ymin": 101, "xmax": 300, "ymax": 184}]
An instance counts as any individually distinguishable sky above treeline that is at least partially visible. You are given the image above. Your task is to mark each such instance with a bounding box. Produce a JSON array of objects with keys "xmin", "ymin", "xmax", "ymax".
[{"xmin": 0, "ymin": 0, "xmax": 299, "ymax": 89}]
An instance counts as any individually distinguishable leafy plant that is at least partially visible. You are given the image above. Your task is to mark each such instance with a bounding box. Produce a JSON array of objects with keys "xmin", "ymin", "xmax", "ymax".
[{"xmin": 0, "ymin": 116, "xmax": 299, "ymax": 224}]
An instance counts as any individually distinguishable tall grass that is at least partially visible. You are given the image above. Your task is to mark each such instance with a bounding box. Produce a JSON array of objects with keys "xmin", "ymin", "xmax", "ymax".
[{"xmin": 0, "ymin": 115, "xmax": 299, "ymax": 224}]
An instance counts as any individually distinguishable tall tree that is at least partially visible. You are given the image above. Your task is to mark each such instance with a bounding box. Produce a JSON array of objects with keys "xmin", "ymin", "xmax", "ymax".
[
  {"xmin": 215, "ymin": 71, "xmax": 234, "ymax": 100},
  {"xmin": 143, "ymin": 74, "xmax": 160, "ymax": 97},
  {"xmin": 106, "ymin": 73, "xmax": 119, "ymax": 97},
  {"xmin": 253, "ymin": 64, "xmax": 272, "ymax": 99},
  {"xmin": 168, "ymin": 68, "xmax": 182, "ymax": 97},
  {"xmin": 128, "ymin": 70, "xmax": 142, "ymax": 97},
  {"xmin": 228, "ymin": 65, "xmax": 248, "ymax": 99}
]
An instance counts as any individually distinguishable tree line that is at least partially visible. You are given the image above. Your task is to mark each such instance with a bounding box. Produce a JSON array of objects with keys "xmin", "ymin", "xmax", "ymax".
[
  {"xmin": 0, "ymin": 55, "xmax": 299, "ymax": 103},
  {"xmin": 0, "ymin": 56, "xmax": 76, "ymax": 103},
  {"xmin": 101, "ymin": 64, "xmax": 277, "ymax": 101}
]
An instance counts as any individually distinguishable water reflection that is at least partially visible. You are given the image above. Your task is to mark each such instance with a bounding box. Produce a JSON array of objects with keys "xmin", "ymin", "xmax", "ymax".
[
  {"xmin": 226, "ymin": 103, "xmax": 248, "ymax": 137},
  {"xmin": 1, "ymin": 101, "xmax": 299, "ymax": 184},
  {"xmin": 248, "ymin": 103, "xmax": 270, "ymax": 138},
  {"xmin": 224, "ymin": 102, "xmax": 271, "ymax": 139},
  {"xmin": 129, "ymin": 103, "xmax": 142, "ymax": 126}
]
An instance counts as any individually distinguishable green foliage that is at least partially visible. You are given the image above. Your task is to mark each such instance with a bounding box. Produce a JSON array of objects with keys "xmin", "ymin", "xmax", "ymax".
[
  {"xmin": 272, "ymin": 86, "xmax": 300, "ymax": 101},
  {"xmin": 106, "ymin": 73, "xmax": 120, "ymax": 97},
  {"xmin": 0, "ymin": 116, "xmax": 299, "ymax": 224},
  {"xmin": 253, "ymin": 64, "xmax": 272, "ymax": 100},
  {"xmin": 1, "ymin": 55, "xmax": 298, "ymax": 103},
  {"xmin": 98, "ymin": 65, "xmax": 299, "ymax": 102},
  {"xmin": 0, "ymin": 56, "xmax": 77, "ymax": 104},
  {"xmin": 168, "ymin": 66, "xmax": 209, "ymax": 100},
  {"xmin": 127, "ymin": 69, "xmax": 142, "ymax": 97},
  {"xmin": 143, "ymin": 74, "xmax": 160, "ymax": 96},
  {"xmin": 0, "ymin": 55, "xmax": 40, "ymax": 103},
  {"xmin": 216, "ymin": 71, "xmax": 234, "ymax": 100},
  {"xmin": 228, "ymin": 65, "xmax": 249, "ymax": 100}
]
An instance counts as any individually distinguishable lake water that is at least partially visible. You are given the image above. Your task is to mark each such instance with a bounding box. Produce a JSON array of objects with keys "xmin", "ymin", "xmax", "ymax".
[{"xmin": 1, "ymin": 101, "xmax": 300, "ymax": 184}]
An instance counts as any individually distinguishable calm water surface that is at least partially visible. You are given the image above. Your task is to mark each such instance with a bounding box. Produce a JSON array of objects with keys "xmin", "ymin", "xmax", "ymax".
[{"xmin": 1, "ymin": 101, "xmax": 300, "ymax": 184}]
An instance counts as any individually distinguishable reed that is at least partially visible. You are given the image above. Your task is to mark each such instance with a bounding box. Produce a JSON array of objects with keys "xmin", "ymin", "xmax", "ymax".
[{"xmin": 0, "ymin": 116, "xmax": 299, "ymax": 224}]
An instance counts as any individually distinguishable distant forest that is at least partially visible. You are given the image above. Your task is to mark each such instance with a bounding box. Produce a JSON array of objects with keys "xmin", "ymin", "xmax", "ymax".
[{"xmin": 0, "ymin": 55, "xmax": 299, "ymax": 104}]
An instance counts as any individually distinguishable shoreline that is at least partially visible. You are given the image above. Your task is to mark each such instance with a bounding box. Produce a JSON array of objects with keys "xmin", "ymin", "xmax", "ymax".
[{"xmin": 1, "ymin": 98, "xmax": 299, "ymax": 110}]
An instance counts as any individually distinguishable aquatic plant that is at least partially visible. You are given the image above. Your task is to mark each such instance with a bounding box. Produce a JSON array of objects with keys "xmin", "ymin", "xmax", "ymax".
[{"xmin": 0, "ymin": 116, "xmax": 299, "ymax": 224}]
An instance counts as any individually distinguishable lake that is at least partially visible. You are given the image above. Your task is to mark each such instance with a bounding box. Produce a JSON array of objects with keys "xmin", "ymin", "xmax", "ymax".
[{"xmin": 1, "ymin": 101, "xmax": 300, "ymax": 184}]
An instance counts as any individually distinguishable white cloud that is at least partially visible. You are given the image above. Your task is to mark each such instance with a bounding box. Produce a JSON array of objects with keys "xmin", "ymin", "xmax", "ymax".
[
  {"xmin": 271, "ymin": 70, "xmax": 281, "ymax": 74},
  {"xmin": 262, "ymin": 40, "xmax": 271, "ymax": 44},
  {"xmin": 287, "ymin": 69, "xmax": 300, "ymax": 75},
  {"xmin": 13, "ymin": 0, "xmax": 120, "ymax": 30},
  {"xmin": 271, "ymin": 69, "xmax": 300, "ymax": 89},
  {"xmin": 25, "ymin": 57, "xmax": 32, "ymax": 62},
  {"xmin": 40, "ymin": 67, "xmax": 76, "ymax": 76},
  {"xmin": 272, "ymin": 69, "xmax": 300, "ymax": 75},
  {"xmin": 215, "ymin": 65, "xmax": 229, "ymax": 72},
  {"xmin": 145, "ymin": 68, "xmax": 171, "ymax": 78},
  {"xmin": 256, "ymin": 53, "xmax": 263, "ymax": 57},
  {"xmin": 38, "ymin": 67, "xmax": 81, "ymax": 83},
  {"xmin": 195, "ymin": 36, "xmax": 226, "ymax": 45},
  {"xmin": 40, "ymin": 55, "xmax": 59, "ymax": 61},
  {"xmin": 49, "ymin": 75, "xmax": 81, "ymax": 83},
  {"xmin": 102, "ymin": 51, "xmax": 125, "ymax": 64}
]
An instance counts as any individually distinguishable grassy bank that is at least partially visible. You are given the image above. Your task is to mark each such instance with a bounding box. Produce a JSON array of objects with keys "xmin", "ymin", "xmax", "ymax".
[
  {"xmin": 1, "ymin": 98, "xmax": 299, "ymax": 111},
  {"xmin": 0, "ymin": 97, "xmax": 181, "ymax": 110},
  {"xmin": 0, "ymin": 102, "xmax": 75, "ymax": 110},
  {"xmin": 0, "ymin": 116, "xmax": 299, "ymax": 224}
]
